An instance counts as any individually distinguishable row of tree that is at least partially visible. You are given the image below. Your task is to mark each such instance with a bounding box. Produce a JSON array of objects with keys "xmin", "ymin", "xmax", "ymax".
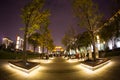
[
  {"xmin": 99, "ymin": 13, "xmax": 120, "ymax": 48},
  {"xmin": 62, "ymin": 0, "xmax": 120, "ymax": 61},
  {"xmin": 21, "ymin": 0, "xmax": 54, "ymax": 62}
]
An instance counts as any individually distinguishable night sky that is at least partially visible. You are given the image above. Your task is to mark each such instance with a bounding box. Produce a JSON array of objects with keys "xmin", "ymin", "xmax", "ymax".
[{"xmin": 0, "ymin": 0, "xmax": 113, "ymax": 46}]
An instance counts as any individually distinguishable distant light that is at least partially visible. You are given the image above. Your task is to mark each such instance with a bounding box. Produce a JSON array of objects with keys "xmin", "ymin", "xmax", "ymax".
[
  {"xmin": 53, "ymin": 46, "xmax": 64, "ymax": 52},
  {"xmin": 103, "ymin": 41, "xmax": 105, "ymax": 44},
  {"xmin": 96, "ymin": 35, "xmax": 99, "ymax": 40},
  {"xmin": 38, "ymin": 46, "xmax": 41, "ymax": 53},
  {"xmin": 16, "ymin": 36, "xmax": 24, "ymax": 50},
  {"xmin": 55, "ymin": 46, "xmax": 62, "ymax": 48},
  {"xmin": 108, "ymin": 41, "xmax": 113, "ymax": 50},
  {"xmin": 116, "ymin": 41, "xmax": 120, "ymax": 48}
]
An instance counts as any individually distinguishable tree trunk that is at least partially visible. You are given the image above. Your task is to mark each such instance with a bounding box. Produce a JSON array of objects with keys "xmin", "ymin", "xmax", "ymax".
[
  {"xmin": 92, "ymin": 41, "xmax": 96, "ymax": 61},
  {"xmin": 42, "ymin": 45, "xmax": 45, "ymax": 53},
  {"xmin": 23, "ymin": 24, "xmax": 28, "ymax": 63},
  {"xmin": 33, "ymin": 46, "xmax": 36, "ymax": 53},
  {"xmin": 91, "ymin": 32, "xmax": 96, "ymax": 61},
  {"xmin": 47, "ymin": 48, "xmax": 48, "ymax": 54},
  {"xmin": 41, "ymin": 45, "xmax": 45, "ymax": 59}
]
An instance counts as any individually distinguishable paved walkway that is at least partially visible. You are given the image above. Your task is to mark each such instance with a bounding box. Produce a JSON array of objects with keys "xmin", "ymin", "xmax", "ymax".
[{"xmin": 0, "ymin": 56, "xmax": 120, "ymax": 80}]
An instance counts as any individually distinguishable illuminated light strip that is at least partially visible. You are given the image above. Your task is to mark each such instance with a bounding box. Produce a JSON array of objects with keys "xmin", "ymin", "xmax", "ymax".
[
  {"xmin": 50, "ymin": 57, "xmax": 54, "ymax": 59},
  {"xmin": 67, "ymin": 59, "xmax": 79, "ymax": 63},
  {"xmin": 9, "ymin": 63, "xmax": 40, "ymax": 73},
  {"xmin": 80, "ymin": 60, "xmax": 111, "ymax": 71}
]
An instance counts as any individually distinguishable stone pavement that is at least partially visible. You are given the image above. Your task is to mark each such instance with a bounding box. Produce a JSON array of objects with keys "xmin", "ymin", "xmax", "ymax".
[{"xmin": 0, "ymin": 56, "xmax": 120, "ymax": 80}]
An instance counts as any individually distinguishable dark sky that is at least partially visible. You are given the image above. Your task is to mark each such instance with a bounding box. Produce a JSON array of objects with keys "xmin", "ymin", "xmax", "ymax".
[{"xmin": 0, "ymin": 0, "xmax": 114, "ymax": 46}]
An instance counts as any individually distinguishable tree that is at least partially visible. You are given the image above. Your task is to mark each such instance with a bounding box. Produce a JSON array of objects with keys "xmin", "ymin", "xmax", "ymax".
[
  {"xmin": 73, "ymin": 0, "xmax": 103, "ymax": 61},
  {"xmin": 113, "ymin": 13, "xmax": 120, "ymax": 38},
  {"xmin": 99, "ymin": 13, "xmax": 120, "ymax": 48},
  {"xmin": 46, "ymin": 38, "xmax": 54, "ymax": 53},
  {"xmin": 39, "ymin": 25, "xmax": 49, "ymax": 53},
  {"xmin": 99, "ymin": 21, "xmax": 115, "ymax": 46},
  {"xmin": 43, "ymin": 27, "xmax": 54, "ymax": 54},
  {"xmin": 75, "ymin": 31, "xmax": 92, "ymax": 49},
  {"xmin": 110, "ymin": 0, "xmax": 120, "ymax": 15},
  {"xmin": 21, "ymin": 0, "xmax": 50, "ymax": 62},
  {"xmin": 74, "ymin": 32, "xmax": 92, "ymax": 59},
  {"xmin": 28, "ymin": 32, "xmax": 41, "ymax": 53},
  {"xmin": 62, "ymin": 27, "xmax": 76, "ymax": 54}
]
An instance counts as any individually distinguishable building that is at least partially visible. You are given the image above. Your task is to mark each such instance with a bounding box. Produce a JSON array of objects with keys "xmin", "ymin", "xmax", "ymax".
[
  {"xmin": 16, "ymin": 36, "xmax": 24, "ymax": 50},
  {"xmin": 2, "ymin": 37, "xmax": 13, "ymax": 48},
  {"xmin": 106, "ymin": 10, "xmax": 120, "ymax": 50},
  {"xmin": 53, "ymin": 46, "xmax": 64, "ymax": 54}
]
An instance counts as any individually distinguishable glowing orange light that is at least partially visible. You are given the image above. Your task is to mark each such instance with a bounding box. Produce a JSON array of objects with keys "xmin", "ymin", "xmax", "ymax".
[
  {"xmin": 9, "ymin": 63, "xmax": 40, "ymax": 73},
  {"xmin": 80, "ymin": 60, "xmax": 111, "ymax": 71}
]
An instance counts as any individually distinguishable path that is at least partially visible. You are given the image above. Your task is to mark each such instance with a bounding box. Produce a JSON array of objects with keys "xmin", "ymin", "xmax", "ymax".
[{"xmin": 0, "ymin": 56, "xmax": 120, "ymax": 80}]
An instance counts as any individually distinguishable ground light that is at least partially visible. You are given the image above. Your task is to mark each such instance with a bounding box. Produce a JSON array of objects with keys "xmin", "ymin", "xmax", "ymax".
[
  {"xmin": 80, "ymin": 60, "xmax": 111, "ymax": 71},
  {"xmin": 4, "ymin": 63, "xmax": 45, "ymax": 78},
  {"xmin": 81, "ymin": 60, "xmax": 111, "ymax": 71},
  {"xmin": 67, "ymin": 58, "xmax": 85, "ymax": 63},
  {"xmin": 75, "ymin": 60, "xmax": 113, "ymax": 75},
  {"xmin": 30, "ymin": 58, "xmax": 53, "ymax": 63},
  {"xmin": 9, "ymin": 61, "xmax": 40, "ymax": 73},
  {"xmin": 67, "ymin": 59, "xmax": 84, "ymax": 63},
  {"xmin": 67, "ymin": 59, "xmax": 79, "ymax": 63},
  {"xmin": 9, "ymin": 63, "xmax": 40, "ymax": 73}
]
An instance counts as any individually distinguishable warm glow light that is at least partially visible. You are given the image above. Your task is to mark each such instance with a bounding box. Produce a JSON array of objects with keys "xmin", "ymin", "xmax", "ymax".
[
  {"xmin": 97, "ymin": 43, "xmax": 101, "ymax": 50},
  {"xmin": 67, "ymin": 58, "xmax": 85, "ymax": 63},
  {"xmin": 67, "ymin": 59, "xmax": 79, "ymax": 63},
  {"xmin": 38, "ymin": 46, "xmax": 41, "ymax": 53},
  {"xmin": 53, "ymin": 46, "xmax": 64, "ymax": 52},
  {"xmin": 75, "ymin": 60, "xmax": 113, "ymax": 75},
  {"xmin": 9, "ymin": 63, "xmax": 40, "ymax": 73},
  {"xmin": 80, "ymin": 60, "xmax": 111, "ymax": 71},
  {"xmin": 55, "ymin": 46, "xmax": 62, "ymax": 48},
  {"xmin": 61, "ymin": 49, "xmax": 64, "ymax": 51},
  {"xmin": 4, "ymin": 63, "xmax": 45, "ymax": 77},
  {"xmin": 40, "ymin": 60, "xmax": 52, "ymax": 63},
  {"xmin": 103, "ymin": 41, "xmax": 105, "ymax": 44},
  {"xmin": 96, "ymin": 35, "xmax": 99, "ymax": 40},
  {"xmin": 78, "ymin": 58, "xmax": 85, "ymax": 61},
  {"xmin": 97, "ymin": 40, "xmax": 100, "ymax": 43},
  {"xmin": 30, "ymin": 59, "xmax": 52, "ymax": 63},
  {"xmin": 50, "ymin": 57, "xmax": 54, "ymax": 60}
]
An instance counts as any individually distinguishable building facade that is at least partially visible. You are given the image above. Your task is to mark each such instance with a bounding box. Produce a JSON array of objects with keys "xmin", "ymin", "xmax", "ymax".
[
  {"xmin": 2, "ymin": 37, "xmax": 13, "ymax": 48},
  {"xmin": 16, "ymin": 36, "xmax": 24, "ymax": 50}
]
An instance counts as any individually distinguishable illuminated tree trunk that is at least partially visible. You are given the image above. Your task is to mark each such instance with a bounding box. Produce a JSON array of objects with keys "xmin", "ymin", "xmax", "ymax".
[
  {"xmin": 91, "ymin": 31, "xmax": 96, "ymax": 61},
  {"xmin": 33, "ymin": 46, "xmax": 36, "ymax": 53},
  {"xmin": 42, "ymin": 45, "xmax": 45, "ymax": 53},
  {"xmin": 23, "ymin": 23, "xmax": 28, "ymax": 63}
]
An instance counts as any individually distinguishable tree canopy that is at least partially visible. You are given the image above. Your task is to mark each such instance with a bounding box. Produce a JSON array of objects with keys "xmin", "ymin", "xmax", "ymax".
[
  {"xmin": 28, "ymin": 32, "xmax": 41, "ymax": 52},
  {"xmin": 21, "ymin": 0, "xmax": 50, "ymax": 62},
  {"xmin": 73, "ymin": 0, "xmax": 103, "ymax": 60},
  {"xmin": 62, "ymin": 27, "xmax": 76, "ymax": 52}
]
